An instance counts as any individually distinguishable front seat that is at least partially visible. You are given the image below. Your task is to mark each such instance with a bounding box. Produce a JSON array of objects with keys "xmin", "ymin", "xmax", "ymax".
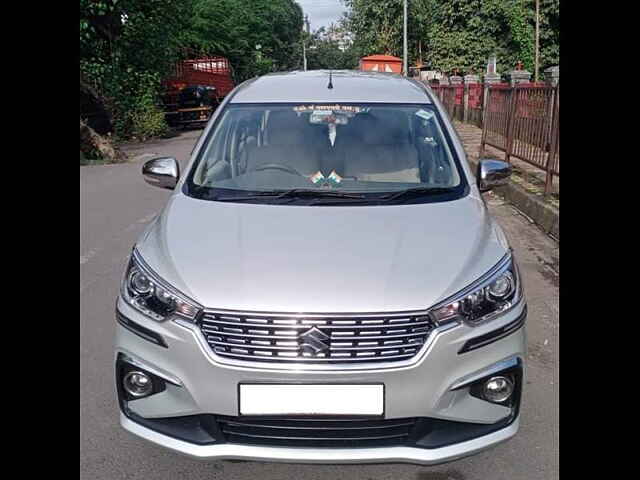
[
  {"xmin": 342, "ymin": 113, "xmax": 421, "ymax": 183},
  {"xmin": 243, "ymin": 110, "xmax": 321, "ymax": 177}
]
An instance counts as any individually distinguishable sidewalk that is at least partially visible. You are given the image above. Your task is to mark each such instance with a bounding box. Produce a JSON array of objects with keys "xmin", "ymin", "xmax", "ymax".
[{"xmin": 454, "ymin": 121, "xmax": 560, "ymax": 241}]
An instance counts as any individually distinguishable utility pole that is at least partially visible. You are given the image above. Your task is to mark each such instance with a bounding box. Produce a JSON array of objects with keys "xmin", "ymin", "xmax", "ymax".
[
  {"xmin": 302, "ymin": 14, "xmax": 310, "ymax": 71},
  {"xmin": 403, "ymin": 0, "xmax": 408, "ymax": 76},
  {"xmin": 302, "ymin": 41, "xmax": 307, "ymax": 71},
  {"xmin": 535, "ymin": 0, "xmax": 540, "ymax": 82}
]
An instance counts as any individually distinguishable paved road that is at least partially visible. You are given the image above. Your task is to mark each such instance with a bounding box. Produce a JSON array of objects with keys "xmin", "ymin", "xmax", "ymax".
[{"xmin": 80, "ymin": 129, "xmax": 559, "ymax": 480}]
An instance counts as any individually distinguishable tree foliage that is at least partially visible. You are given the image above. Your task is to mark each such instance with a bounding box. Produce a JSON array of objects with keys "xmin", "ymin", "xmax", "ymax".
[
  {"xmin": 80, "ymin": 0, "xmax": 195, "ymax": 140},
  {"xmin": 80, "ymin": 0, "xmax": 304, "ymax": 146},
  {"xmin": 188, "ymin": 0, "xmax": 304, "ymax": 82},
  {"xmin": 538, "ymin": 0, "xmax": 559, "ymax": 70},
  {"xmin": 342, "ymin": 0, "xmax": 432, "ymax": 62},
  {"xmin": 341, "ymin": 0, "xmax": 559, "ymax": 75},
  {"xmin": 424, "ymin": 0, "xmax": 532, "ymax": 73},
  {"xmin": 306, "ymin": 25, "xmax": 359, "ymax": 70}
]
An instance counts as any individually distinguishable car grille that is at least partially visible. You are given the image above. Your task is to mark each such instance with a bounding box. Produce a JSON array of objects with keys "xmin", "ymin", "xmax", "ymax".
[
  {"xmin": 198, "ymin": 310, "xmax": 437, "ymax": 365},
  {"xmin": 216, "ymin": 416, "xmax": 418, "ymax": 448}
]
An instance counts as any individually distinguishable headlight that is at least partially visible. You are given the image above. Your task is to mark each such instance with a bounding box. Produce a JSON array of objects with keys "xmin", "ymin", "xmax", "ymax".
[
  {"xmin": 430, "ymin": 253, "xmax": 522, "ymax": 326},
  {"xmin": 121, "ymin": 250, "xmax": 202, "ymax": 322}
]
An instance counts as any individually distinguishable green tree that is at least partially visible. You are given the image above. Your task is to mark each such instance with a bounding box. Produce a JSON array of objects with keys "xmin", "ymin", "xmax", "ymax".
[
  {"xmin": 306, "ymin": 25, "xmax": 359, "ymax": 70},
  {"xmin": 189, "ymin": 0, "xmax": 304, "ymax": 82},
  {"xmin": 537, "ymin": 0, "xmax": 559, "ymax": 70},
  {"xmin": 424, "ymin": 0, "xmax": 533, "ymax": 73},
  {"xmin": 80, "ymin": 0, "xmax": 305, "ymax": 151},
  {"xmin": 341, "ymin": 0, "xmax": 431, "ymax": 63},
  {"xmin": 80, "ymin": 0, "xmax": 196, "ymax": 140},
  {"xmin": 341, "ymin": 0, "xmax": 558, "ymax": 75}
]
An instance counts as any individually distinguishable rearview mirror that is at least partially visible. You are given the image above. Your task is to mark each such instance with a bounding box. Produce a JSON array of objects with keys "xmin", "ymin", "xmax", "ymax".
[
  {"xmin": 477, "ymin": 159, "xmax": 512, "ymax": 192},
  {"xmin": 142, "ymin": 157, "xmax": 180, "ymax": 190}
]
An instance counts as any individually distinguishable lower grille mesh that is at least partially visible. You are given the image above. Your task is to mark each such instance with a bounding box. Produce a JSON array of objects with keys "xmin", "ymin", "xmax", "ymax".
[
  {"xmin": 217, "ymin": 416, "xmax": 417, "ymax": 448},
  {"xmin": 198, "ymin": 310, "xmax": 437, "ymax": 365}
]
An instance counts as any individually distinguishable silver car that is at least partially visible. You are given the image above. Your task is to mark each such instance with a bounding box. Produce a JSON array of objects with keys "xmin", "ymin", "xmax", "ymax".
[{"xmin": 115, "ymin": 70, "xmax": 526, "ymax": 465}]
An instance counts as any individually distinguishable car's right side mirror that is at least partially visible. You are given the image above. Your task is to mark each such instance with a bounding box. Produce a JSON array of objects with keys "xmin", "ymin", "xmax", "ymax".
[
  {"xmin": 142, "ymin": 157, "xmax": 180, "ymax": 190},
  {"xmin": 477, "ymin": 159, "xmax": 512, "ymax": 192}
]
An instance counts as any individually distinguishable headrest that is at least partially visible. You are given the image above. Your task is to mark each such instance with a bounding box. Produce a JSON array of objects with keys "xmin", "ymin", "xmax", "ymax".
[
  {"xmin": 266, "ymin": 110, "xmax": 306, "ymax": 146},
  {"xmin": 352, "ymin": 113, "xmax": 409, "ymax": 145}
]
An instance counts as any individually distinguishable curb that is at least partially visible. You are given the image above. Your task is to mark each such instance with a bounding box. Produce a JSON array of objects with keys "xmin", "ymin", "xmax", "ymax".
[{"xmin": 469, "ymin": 158, "xmax": 559, "ymax": 242}]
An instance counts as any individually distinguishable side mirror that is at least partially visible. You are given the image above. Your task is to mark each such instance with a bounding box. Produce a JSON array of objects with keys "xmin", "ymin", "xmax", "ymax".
[
  {"xmin": 477, "ymin": 159, "xmax": 512, "ymax": 192},
  {"xmin": 142, "ymin": 157, "xmax": 180, "ymax": 190}
]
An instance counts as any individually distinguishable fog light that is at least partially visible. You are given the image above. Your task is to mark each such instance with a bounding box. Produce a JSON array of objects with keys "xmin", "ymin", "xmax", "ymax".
[
  {"xmin": 123, "ymin": 370, "xmax": 153, "ymax": 398},
  {"xmin": 482, "ymin": 375, "xmax": 514, "ymax": 403}
]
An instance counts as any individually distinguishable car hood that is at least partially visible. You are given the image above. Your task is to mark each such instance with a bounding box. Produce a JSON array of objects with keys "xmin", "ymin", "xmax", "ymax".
[{"xmin": 136, "ymin": 192, "xmax": 509, "ymax": 313}]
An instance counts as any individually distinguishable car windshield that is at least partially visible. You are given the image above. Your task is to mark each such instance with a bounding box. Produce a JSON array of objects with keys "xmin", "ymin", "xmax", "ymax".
[{"xmin": 185, "ymin": 103, "xmax": 466, "ymax": 204}]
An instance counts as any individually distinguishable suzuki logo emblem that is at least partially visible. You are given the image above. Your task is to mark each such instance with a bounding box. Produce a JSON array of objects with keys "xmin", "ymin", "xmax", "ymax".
[{"xmin": 299, "ymin": 326, "xmax": 330, "ymax": 355}]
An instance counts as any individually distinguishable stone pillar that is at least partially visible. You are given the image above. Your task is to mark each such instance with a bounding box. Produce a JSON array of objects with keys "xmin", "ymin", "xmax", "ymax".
[
  {"xmin": 464, "ymin": 74, "xmax": 480, "ymax": 84},
  {"xmin": 463, "ymin": 75, "xmax": 480, "ymax": 123},
  {"xmin": 449, "ymin": 75, "xmax": 463, "ymax": 85},
  {"xmin": 483, "ymin": 73, "xmax": 502, "ymax": 115},
  {"xmin": 507, "ymin": 69, "xmax": 532, "ymax": 86},
  {"xmin": 439, "ymin": 76, "xmax": 450, "ymax": 86},
  {"xmin": 484, "ymin": 73, "xmax": 501, "ymax": 85},
  {"xmin": 544, "ymin": 66, "xmax": 559, "ymax": 86}
]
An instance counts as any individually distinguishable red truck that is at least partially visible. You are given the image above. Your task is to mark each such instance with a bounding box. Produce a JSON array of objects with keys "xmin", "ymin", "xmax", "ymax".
[{"xmin": 162, "ymin": 56, "xmax": 235, "ymax": 127}]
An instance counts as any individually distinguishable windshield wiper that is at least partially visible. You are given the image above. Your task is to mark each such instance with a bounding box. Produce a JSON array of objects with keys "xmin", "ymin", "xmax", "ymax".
[
  {"xmin": 214, "ymin": 189, "xmax": 366, "ymax": 202},
  {"xmin": 378, "ymin": 186, "xmax": 455, "ymax": 202}
]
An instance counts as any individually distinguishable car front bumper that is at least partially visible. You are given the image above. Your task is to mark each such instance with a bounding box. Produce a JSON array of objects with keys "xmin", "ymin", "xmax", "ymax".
[
  {"xmin": 115, "ymin": 296, "xmax": 526, "ymax": 464},
  {"xmin": 120, "ymin": 412, "xmax": 519, "ymax": 465}
]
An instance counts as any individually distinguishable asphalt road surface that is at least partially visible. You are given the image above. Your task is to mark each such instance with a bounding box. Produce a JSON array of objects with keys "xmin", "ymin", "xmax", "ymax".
[{"xmin": 80, "ymin": 128, "xmax": 559, "ymax": 480}]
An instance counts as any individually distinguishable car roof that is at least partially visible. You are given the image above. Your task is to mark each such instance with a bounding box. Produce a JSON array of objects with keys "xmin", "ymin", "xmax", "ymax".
[{"xmin": 230, "ymin": 70, "xmax": 432, "ymax": 104}]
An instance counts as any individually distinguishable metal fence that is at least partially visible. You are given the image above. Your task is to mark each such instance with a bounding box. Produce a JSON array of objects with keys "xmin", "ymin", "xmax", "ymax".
[
  {"xmin": 481, "ymin": 84, "xmax": 559, "ymax": 195},
  {"xmin": 429, "ymin": 83, "xmax": 484, "ymax": 127},
  {"xmin": 481, "ymin": 84, "xmax": 510, "ymax": 150},
  {"xmin": 546, "ymin": 88, "xmax": 560, "ymax": 193},
  {"xmin": 430, "ymin": 85, "xmax": 464, "ymax": 122},
  {"xmin": 466, "ymin": 83, "xmax": 484, "ymax": 128}
]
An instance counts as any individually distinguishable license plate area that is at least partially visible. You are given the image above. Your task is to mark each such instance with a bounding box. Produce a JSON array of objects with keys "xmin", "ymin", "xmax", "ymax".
[{"xmin": 239, "ymin": 384, "xmax": 384, "ymax": 416}]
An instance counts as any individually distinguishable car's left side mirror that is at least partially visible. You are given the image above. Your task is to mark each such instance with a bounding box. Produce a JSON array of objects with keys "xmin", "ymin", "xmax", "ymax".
[
  {"xmin": 477, "ymin": 159, "xmax": 512, "ymax": 192},
  {"xmin": 142, "ymin": 157, "xmax": 180, "ymax": 190}
]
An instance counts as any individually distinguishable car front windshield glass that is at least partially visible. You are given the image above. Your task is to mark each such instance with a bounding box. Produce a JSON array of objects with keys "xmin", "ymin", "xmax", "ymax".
[{"xmin": 185, "ymin": 103, "xmax": 465, "ymax": 203}]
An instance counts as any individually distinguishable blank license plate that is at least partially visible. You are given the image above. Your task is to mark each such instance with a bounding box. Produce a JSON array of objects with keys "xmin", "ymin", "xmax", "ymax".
[{"xmin": 239, "ymin": 384, "xmax": 384, "ymax": 416}]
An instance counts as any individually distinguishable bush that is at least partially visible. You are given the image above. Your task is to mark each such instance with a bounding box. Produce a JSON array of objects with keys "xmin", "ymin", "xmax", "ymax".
[
  {"xmin": 107, "ymin": 71, "xmax": 170, "ymax": 141},
  {"xmin": 126, "ymin": 103, "xmax": 169, "ymax": 142}
]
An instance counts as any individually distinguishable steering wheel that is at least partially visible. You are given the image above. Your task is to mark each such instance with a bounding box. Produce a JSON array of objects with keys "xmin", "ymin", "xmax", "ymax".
[{"xmin": 253, "ymin": 163, "xmax": 304, "ymax": 177}]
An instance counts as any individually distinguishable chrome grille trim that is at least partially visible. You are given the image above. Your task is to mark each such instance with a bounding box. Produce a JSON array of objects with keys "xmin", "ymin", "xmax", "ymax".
[
  {"xmin": 203, "ymin": 318, "xmax": 434, "ymax": 330},
  {"xmin": 197, "ymin": 310, "xmax": 438, "ymax": 365}
]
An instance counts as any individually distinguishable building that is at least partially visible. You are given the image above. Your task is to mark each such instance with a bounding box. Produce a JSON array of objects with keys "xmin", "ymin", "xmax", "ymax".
[{"xmin": 359, "ymin": 55, "xmax": 402, "ymax": 73}]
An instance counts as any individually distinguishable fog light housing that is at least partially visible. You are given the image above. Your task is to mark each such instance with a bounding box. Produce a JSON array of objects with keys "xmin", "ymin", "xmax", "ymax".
[
  {"xmin": 482, "ymin": 375, "xmax": 514, "ymax": 404},
  {"xmin": 123, "ymin": 370, "xmax": 153, "ymax": 398},
  {"xmin": 116, "ymin": 354, "xmax": 167, "ymax": 408},
  {"xmin": 465, "ymin": 360, "xmax": 522, "ymax": 414}
]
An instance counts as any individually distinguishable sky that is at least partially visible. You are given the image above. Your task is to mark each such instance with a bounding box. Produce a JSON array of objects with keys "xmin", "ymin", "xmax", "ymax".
[{"xmin": 297, "ymin": 0, "xmax": 347, "ymax": 31}]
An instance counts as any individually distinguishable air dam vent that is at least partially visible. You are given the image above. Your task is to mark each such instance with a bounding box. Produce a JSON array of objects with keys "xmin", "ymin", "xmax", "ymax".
[{"xmin": 217, "ymin": 416, "xmax": 418, "ymax": 448}]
